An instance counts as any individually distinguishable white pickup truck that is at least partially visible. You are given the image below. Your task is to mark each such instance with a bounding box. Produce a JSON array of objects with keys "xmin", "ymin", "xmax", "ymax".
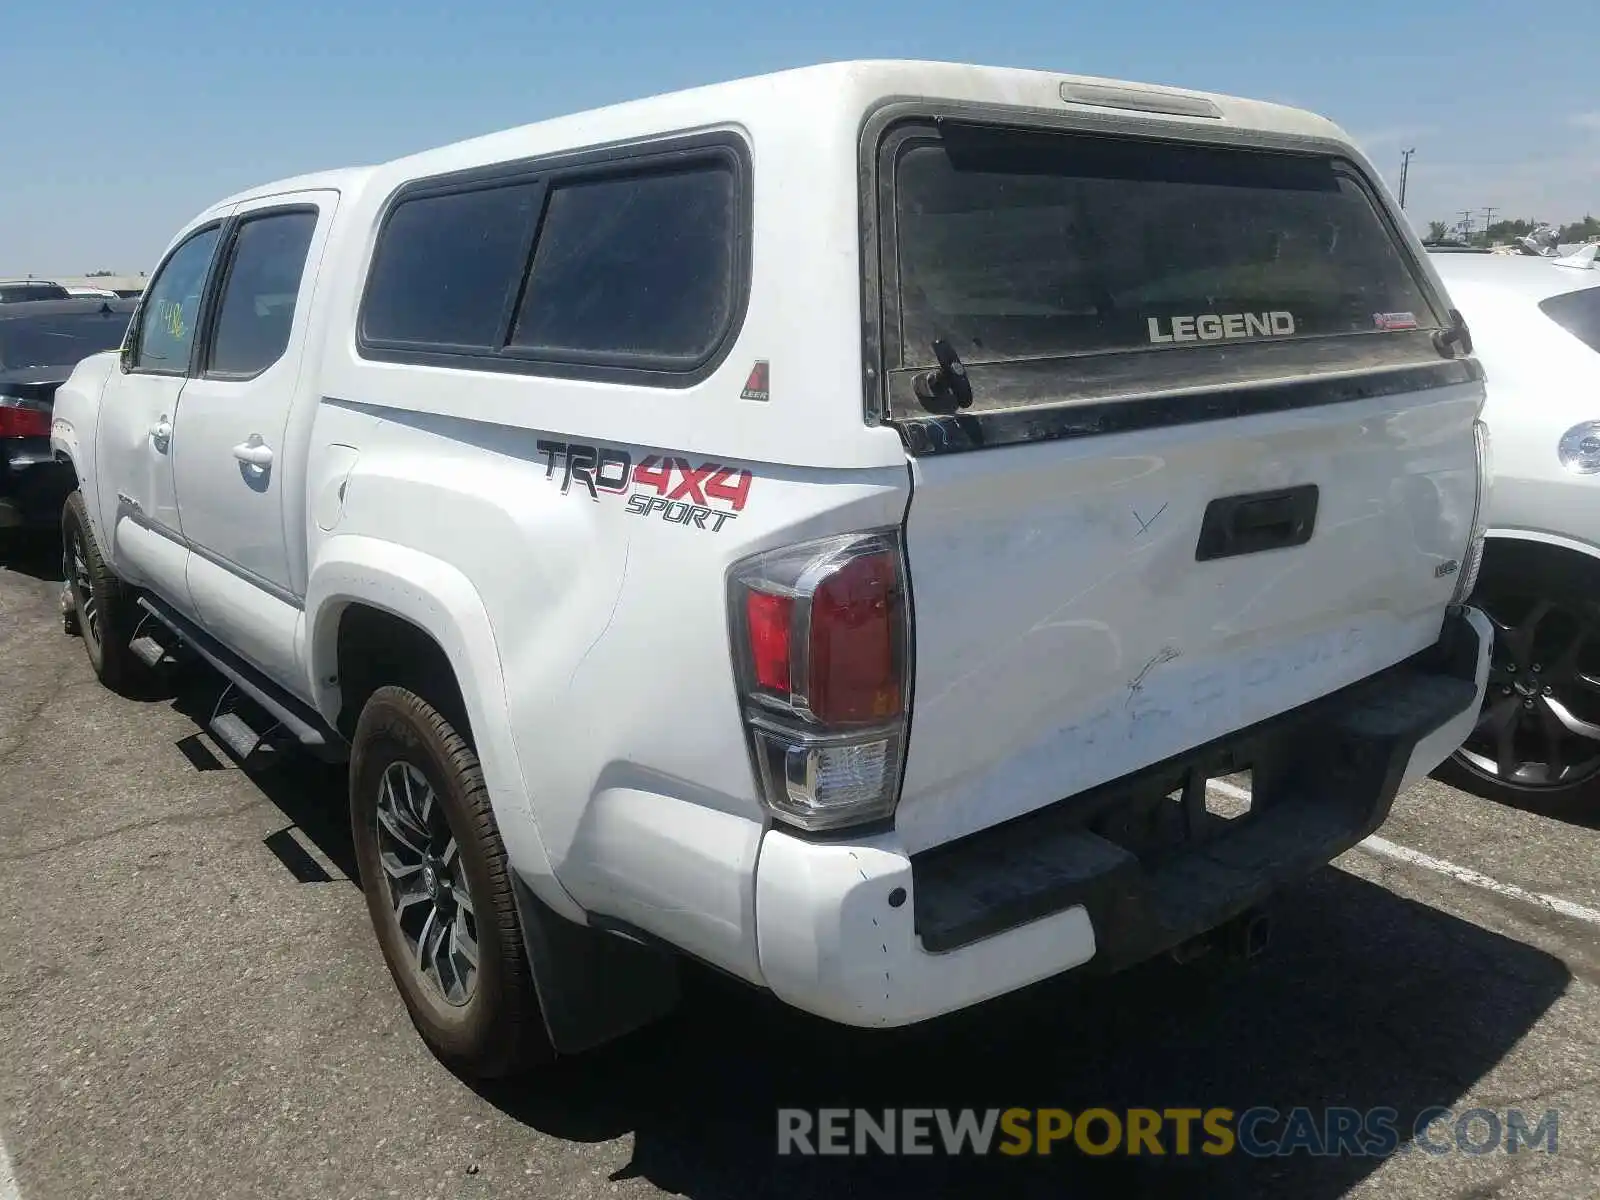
[{"xmin": 50, "ymin": 60, "xmax": 1492, "ymax": 1078}]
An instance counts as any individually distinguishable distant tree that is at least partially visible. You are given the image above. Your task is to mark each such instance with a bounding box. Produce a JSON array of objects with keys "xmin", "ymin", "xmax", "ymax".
[
  {"xmin": 1427, "ymin": 220, "xmax": 1450, "ymax": 241},
  {"xmin": 85, "ymin": 269, "xmax": 116, "ymax": 277},
  {"xmin": 1560, "ymin": 215, "xmax": 1600, "ymax": 243},
  {"xmin": 1483, "ymin": 218, "xmax": 1538, "ymax": 245}
]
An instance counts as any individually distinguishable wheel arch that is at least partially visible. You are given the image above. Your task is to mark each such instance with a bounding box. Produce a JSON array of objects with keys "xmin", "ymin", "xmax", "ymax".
[
  {"xmin": 52, "ymin": 449, "xmax": 79, "ymax": 489},
  {"xmin": 1481, "ymin": 529, "xmax": 1600, "ymax": 588},
  {"xmin": 49, "ymin": 432, "xmax": 96, "ymax": 538},
  {"xmin": 1441, "ymin": 529, "xmax": 1600, "ymax": 811},
  {"xmin": 48, "ymin": 354, "xmax": 117, "ymax": 543},
  {"xmin": 333, "ymin": 606, "xmax": 468, "ymax": 742},
  {"xmin": 308, "ymin": 536, "xmax": 682, "ymax": 1053},
  {"xmin": 305, "ymin": 535, "xmax": 582, "ymax": 922}
]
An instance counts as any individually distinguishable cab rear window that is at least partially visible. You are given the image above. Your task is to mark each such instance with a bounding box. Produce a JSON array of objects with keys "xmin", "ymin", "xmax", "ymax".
[{"xmin": 886, "ymin": 124, "xmax": 1440, "ymax": 388}]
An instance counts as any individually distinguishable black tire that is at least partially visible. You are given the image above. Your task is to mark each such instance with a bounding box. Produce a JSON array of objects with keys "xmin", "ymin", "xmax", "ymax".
[
  {"xmin": 1438, "ymin": 546, "xmax": 1600, "ymax": 819},
  {"xmin": 61, "ymin": 491, "xmax": 148, "ymax": 694},
  {"xmin": 350, "ymin": 686, "xmax": 552, "ymax": 1077}
]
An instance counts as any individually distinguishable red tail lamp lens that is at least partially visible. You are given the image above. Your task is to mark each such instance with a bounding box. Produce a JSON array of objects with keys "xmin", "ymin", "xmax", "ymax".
[
  {"xmin": 745, "ymin": 590, "xmax": 793, "ymax": 694},
  {"xmin": 0, "ymin": 405, "xmax": 50, "ymax": 438},
  {"xmin": 808, "ymin": 551, "xmax": 902, "ymax": 724}
]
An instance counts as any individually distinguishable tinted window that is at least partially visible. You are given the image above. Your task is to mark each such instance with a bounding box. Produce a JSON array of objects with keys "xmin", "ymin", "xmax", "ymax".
[
  {"xmin": 892, "ymin": 128, "xmax": 1437, "ymax": 372},
  {"xmin": 208, "ymin": 211, "xmax": 318, "ymax": 376},
  {"xmin": 509, "ymin": 164, "xmax": 735, "ymax": 363},
  {"xmin": 135, "ymin": 227, "xmax": 221, "ymax": 372},
  {"xmin": 362, "ymin": 184, "xmax": 539, "ymax": 349},
  {"xmin": 0, "ymin": 308, "xmax": 132, "ymax": 370},
  {"xmin": 1540, "ymin": 286, "xmax": 1600, "ymax": 355}
]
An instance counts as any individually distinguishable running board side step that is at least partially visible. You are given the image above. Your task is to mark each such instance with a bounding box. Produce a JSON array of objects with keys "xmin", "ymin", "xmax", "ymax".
[
  {"xmin": 134, "ymin": 596, "xmax": 346, "ymax": 759},
  {"xmin": 128, "ymin": 635, "xmax": 170, "ymax": 670},
  {"xmin": 205, "ymin": 682, "xmax": 288, "ymax": 770},
  {"xmin": 210, "ymin": 708, "xmax": 271, "ymax": 762}
]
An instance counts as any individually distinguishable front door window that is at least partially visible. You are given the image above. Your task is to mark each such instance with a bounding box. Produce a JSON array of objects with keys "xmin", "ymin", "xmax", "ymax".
[{"xmin": 133, "ymin": 227, "xmax": 221, "ymax": 373}]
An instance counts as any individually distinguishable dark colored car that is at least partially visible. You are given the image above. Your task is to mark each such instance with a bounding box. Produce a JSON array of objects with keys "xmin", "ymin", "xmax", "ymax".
[{"xmin": 0, "ymin": 298, "xmax": 136, "ymax": 530}]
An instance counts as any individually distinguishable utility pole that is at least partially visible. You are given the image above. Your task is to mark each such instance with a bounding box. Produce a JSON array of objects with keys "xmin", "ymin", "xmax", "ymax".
[
  {"xmin": 1458, "ymin": 210, "xmax": 1475, "ymax": 242},
  {"xmin": 1398, "ymin": 148, "xmax": 1416, "ymax": 209},
  {"xmin": 1481, "ymin": 206, "xmax": 1498, "ymax": 245}
]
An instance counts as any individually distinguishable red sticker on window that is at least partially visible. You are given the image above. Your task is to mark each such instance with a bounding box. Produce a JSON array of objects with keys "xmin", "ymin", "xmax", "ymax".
[{"xmin": 1373, "ymin": 312, "xmax": 1418, "ymax": 331}]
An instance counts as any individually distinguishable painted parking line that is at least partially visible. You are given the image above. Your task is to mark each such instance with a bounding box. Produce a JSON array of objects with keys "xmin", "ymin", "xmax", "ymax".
[
  {"xmin": 1206, "ymin": 779, "xmax": 1600, "ymax": 929},
  {"xmin": 0, "ymin": 1131, "xmax": 20, "ymax": 1200}
]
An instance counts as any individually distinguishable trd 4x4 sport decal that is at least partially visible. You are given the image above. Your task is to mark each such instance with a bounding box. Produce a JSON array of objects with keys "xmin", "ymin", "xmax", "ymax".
[{"xmin": 537, "ymin": 440, "xmax": 753, "ymax": 533}]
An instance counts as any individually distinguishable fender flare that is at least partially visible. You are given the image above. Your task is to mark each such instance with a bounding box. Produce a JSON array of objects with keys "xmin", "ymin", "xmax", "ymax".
[
  {"xmin": 1485, "ymin": 527, "xmax": 1600, "ymax": 565},
  {"xmin": 49, "ymin": 425, "xmax": 99, "ymax": 542},
  {"xmin": 48, "ymin": 354, "xmax": 118, "ymax": 547},
  {"xmin": 304, "ymin": 534, "xmax": 583, "ymax": 922}
]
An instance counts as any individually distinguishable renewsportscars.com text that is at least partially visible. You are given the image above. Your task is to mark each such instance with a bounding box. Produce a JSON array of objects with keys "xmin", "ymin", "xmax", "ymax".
[{"xmin": 777, "ymin": 1106, "xmax": 1560, "ymax": 1158}]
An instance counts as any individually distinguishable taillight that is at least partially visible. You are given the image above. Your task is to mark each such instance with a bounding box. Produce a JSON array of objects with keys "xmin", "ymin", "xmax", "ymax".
[
  {"xmin": 744, "ymin": 591, "xmax": 794, "ymax": 693},
  {"xmin": 0, "ymin": 396, "xmax": 51, "ymax": 439},
  {"xmin": 729, "ymin": 531, "xmax": 910, "ymax": 831},
  {"xmin": 806, "ymin": 551, "xmax": 902, "ymax": 724},
  {"xmin": 1453, "ymin": 419, "xmax": 1492, "ymax": 605}
]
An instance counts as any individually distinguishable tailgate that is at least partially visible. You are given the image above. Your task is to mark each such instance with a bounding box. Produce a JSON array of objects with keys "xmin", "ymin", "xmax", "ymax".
[
  {"xmin": 896, "ymin": 383, "xmax": 1480, "ymax": 851},
  {"xmin": 871, "ymin": 115, "xmax": 1484, "ymax": 851}
]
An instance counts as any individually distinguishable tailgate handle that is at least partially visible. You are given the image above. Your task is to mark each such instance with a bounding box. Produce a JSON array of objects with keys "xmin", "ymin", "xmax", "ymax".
[{"xmin": 1195, "ymin": 485, "xmax": 1319, "ymax": 561}]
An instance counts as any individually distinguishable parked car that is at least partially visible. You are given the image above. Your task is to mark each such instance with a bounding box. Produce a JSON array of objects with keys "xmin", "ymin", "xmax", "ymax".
[
  {"xmin": 62, "ymin": 286, "xmax": 119, "ymax": 300},
  {"xmin": 1428, "ymin": 246, "xmax": 1600, "ymax": 811},
  {"xmin": 0, "ymin": 297, "xmax": 134, "ymax": 531},
  {"xmin": 0, "ymin": 280, "xmax": 72, "ymax": 303},
  {"xmin": 50, "ymin": 61, "xmax": 1492, "ymax": 1078}
]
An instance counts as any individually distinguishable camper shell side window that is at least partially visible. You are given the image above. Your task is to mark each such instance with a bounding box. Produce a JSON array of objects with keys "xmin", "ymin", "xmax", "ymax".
[{"xmin": 357, "ymin": 132, "xmax": 753, "ymax": 389}]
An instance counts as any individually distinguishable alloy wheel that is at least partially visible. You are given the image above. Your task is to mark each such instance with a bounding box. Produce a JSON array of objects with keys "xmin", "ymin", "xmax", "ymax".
[
  {"xmin": 375, "ymin": 761, "xmax": 480, "ymax": 1006},
  {"xmin": 1455, "ymin": 593, "xmax": 1600, "ymax": 790},
  {"xmin": 69, "ymin": 527, "xmax": 101, "ymax": 650}
]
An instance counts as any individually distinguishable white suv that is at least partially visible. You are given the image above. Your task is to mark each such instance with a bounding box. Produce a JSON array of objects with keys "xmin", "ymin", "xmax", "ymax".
[{"xmin": 50, "ymin": 61, "xmax": 1492, "ymax": 1077}]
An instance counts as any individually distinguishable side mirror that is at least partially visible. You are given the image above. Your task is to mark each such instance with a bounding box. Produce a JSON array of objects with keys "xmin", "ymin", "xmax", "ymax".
[{"xmin": 119, "ymin": 308, "xmax": 139, "ymax": 373}]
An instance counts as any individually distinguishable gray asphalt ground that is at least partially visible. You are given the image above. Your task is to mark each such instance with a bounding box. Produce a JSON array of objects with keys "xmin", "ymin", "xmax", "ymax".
[{"xmin": 1, "ymin": 534, "xmax": 1597, "ymax": 1200}]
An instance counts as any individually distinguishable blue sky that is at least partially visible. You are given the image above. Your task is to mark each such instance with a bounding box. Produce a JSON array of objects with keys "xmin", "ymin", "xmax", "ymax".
[{"xmin": 4, "ymin": 0, "xmax": 1595, "ymax": 275}]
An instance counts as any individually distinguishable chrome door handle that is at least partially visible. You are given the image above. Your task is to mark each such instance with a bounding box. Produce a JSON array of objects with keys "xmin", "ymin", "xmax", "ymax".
[
  {"xmin": 232, "ymin": 436, "xmax": 273, "ymax": 469},
  {"xmin": 149, "ymin": 416, "xmax": 172, "ymax": 449}
]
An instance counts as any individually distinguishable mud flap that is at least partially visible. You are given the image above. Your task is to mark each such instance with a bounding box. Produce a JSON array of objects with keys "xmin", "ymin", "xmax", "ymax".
[{"xmin": 512, "ymin": 875, "xmax": 681, "ymax": 1055}]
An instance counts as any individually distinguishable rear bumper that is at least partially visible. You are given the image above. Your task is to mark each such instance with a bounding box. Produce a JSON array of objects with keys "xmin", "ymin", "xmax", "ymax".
[
  {"xmin": 753, "ymin": 607, "xmax": 1490, "ymax": 1027},
  {"xmin": 0, "ymin": 439, "xmax": 72, "ymax": 529}
]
